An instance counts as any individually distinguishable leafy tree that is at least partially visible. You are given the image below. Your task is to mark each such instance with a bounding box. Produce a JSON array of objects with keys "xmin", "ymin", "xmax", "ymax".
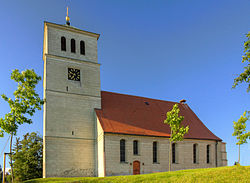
[
  {"xmin": 233, "ymin": 32, "xmax": 250, "ymax": 92},
  {"xmin": 0, "ymin": 165, "xmax": 2, "ymax": 183},
  {"xmin": 0, "ymin": 69, "xmax": 44, "ymax": 182},
  {"xmin": 12, "ymin": 132, "xmax": 43, "ymax": 182},
  {"xmin": 164, "ymin": 104, "xmax": 189, "ymax": 171},
  {"xmin": 232, "ymin": 111, "xmax": 250, "ymax": 164},
  {"xmin": 6, "ymin": 172, "xmax": 12, "ymax": 183},
  {"xmin": 232, "ymin": 32, "xmax": 250, "ymax": 165}
]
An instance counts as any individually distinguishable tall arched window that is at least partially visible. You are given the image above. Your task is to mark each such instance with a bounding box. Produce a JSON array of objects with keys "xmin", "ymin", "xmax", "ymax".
[
  {"xmin": 61, "ymin": 36, "xmax": 66, "ymax": 51},
  {"xmin": 133, "ymin": 140, "xmax": 138, "ymax": 155},
  {"xmin": 193, "ymin": 144, "xmax": 198, "ymax": 164},
  {"xmin": 71, "ymin": 39, "xmax": 76, "ymax": 53},
  {"xmin": 153, "ymin": 141, "xmax": 157, "ymax": 163},
  {"xmin": 172, "ymin": 143, "xmax": 176, "ymax": 163},
  {"xmin": 207, "ymin": 145, "xmax": 210, "ymax": 163},
  {"xmin": 120, "ymin": 139, "xmax": 125, "ymax": 162},
  {"xmin": 80, "ymin": 40, "xmax": 85, "ymax": 55}
]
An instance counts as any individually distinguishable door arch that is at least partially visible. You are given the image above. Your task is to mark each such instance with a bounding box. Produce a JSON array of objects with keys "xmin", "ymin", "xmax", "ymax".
[{"xmin": 133, "ymin": 160, "xmax": 140, "ymax": 175}]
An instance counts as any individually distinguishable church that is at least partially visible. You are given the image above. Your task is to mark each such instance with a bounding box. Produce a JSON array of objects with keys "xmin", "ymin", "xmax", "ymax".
[{"xmin": 42, "ymin": 13, "xmax": 227, "ymax": 178}]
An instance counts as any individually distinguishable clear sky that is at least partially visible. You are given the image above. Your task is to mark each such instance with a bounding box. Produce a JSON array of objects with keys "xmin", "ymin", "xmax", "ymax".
[{"xmin": 0, "ymin": 0, "xmax": 249, "ymax": 169}]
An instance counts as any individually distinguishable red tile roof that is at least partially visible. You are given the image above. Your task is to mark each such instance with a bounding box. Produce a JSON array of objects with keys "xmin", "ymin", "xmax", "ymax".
[{"xmin": 95, "ymin": 91, "xmax": 221, "ymax": 141}]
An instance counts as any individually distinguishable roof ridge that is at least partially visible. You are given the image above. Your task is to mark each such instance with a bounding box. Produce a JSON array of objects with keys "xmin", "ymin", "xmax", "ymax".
[{"xmin": 101, "ymin": 90, "xmax": 181, "ymax": 104}]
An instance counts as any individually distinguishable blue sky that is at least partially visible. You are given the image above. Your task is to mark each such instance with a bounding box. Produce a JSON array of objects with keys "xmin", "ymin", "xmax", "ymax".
[{"xmin": 0, "ymin": 0, "xmax": 249, "ymax": 169}]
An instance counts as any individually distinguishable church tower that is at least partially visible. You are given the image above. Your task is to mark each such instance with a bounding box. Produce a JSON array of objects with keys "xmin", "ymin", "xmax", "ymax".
[{"xmin": 43, "ymin": 11, "xmax": 101, "ymax": 177}]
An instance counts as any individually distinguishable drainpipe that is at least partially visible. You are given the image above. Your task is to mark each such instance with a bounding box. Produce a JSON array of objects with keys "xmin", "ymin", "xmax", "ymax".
[
  {"xmin": 215, "ymin": 141, "xmax": 218, "ymax": 167},
  {"xmin": 104, "ymin": 134, "xmax": 106, "ymax": 177}
]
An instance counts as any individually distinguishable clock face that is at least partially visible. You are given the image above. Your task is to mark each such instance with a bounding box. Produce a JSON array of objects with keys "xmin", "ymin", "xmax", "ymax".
[{"xmin": 68, "ymin": 68, "xmax": 80, "ymax": 81}]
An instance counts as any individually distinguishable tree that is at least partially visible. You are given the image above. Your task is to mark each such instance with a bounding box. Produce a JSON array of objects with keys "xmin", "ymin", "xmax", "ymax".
[
  {"xmin": 232, "ymin": 32, "xmax": 250, "ymax": 165},
  {"xmin": 232, "ymin": 111, "xmax": 250, "ymax": 164},
  {"xmin": 0, "ymin": 69, "xmax": 44, "ymax": 182},
  {"xmin": 164, "ymin": 104, "xmax": 189, "ymax": 171},
  {"xmin": 0, "ymin": 165, "xmax": 2, "ymax": 183},
  {"xmin": 233, "ymin": 32, "xmax": 250, "ymax": 92},
  {"xmin": 11, "ymin": 132, "xmax": 43, "ymax": 182},
  {"xmin": 6, "ymin": 172, "xmax": 12, "ymax": 183}
]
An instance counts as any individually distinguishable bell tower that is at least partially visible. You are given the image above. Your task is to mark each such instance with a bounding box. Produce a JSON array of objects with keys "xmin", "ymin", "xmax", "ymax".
[{"xmin": 43, "ymin": 10, "xmax": 101, "ymax": 177}]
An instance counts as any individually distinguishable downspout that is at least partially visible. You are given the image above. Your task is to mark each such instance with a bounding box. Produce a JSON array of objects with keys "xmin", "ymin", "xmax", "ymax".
[
  {"xmin": 215, "ymin": 141, "xmax": 218, "ymax": 167},
  {"xmin": 104, "ymin": 134, "xmax": 106, "ymax": 177}
]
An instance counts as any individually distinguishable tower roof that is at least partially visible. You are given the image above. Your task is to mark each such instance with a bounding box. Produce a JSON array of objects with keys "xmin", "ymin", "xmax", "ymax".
[
  {"xmin": 95, "ymin": 91, "xmax": 222, "ymax": 141},
  {"xmin": 44, "ymin": 21, "xmax": 100, "ymax": 40}
]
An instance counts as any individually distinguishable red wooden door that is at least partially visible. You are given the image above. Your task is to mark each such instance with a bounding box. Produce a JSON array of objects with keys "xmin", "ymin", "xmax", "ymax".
[{"xmin": 133, "ymin": 161, "xmax": 140, "ymax": 175}]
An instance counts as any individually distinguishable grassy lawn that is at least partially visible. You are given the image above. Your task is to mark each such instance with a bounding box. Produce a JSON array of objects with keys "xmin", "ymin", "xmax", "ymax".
[{"xmin": 24, "ymin": 165, "xmax": 250, "ymax": 183}]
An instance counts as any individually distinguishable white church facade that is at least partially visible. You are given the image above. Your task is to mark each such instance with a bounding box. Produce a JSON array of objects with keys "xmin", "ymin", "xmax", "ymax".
[{"xmin": 42, "ymin": 19, "xmax": 227, "ymax": 178}]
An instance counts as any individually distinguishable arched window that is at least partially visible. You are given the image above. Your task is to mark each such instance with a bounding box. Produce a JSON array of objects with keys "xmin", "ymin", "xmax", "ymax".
[
  {"xmin": 80, "ymin": 40, "xmax": 85, "ymax": 55},
  {"xmin": 193, "ymin": 144, "xmax": 198, "ymax": 164},
  {"xmin": 133, "ymin": 140, "xmax": 138, "ymax": 155},
  {"xmin": 120, "ymin": 139, "xmax": 125, "ymax": 162},
  {"xmin": 207, "ymin": 145, "xmax": 210, "ymax": 163},
  {"xmin": 71, "ymin": 39, "xmax": 76, "ymax": 53},
  {"xmin": 172, "ymin": 143, "xmax": 176, "ymax": 163},
  {"xmin": 61, "ymin": 36, "xmax": 66, "ymax": 51},
  {"xmin": 153, "ymin": 141, "xmax": 157, "ymax": 163}
]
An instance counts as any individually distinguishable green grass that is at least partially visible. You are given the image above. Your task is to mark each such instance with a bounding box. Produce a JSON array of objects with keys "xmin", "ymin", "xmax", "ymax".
[{"xmin": 24, "ymin": 165, "xmax": 250, "ymax": 183}]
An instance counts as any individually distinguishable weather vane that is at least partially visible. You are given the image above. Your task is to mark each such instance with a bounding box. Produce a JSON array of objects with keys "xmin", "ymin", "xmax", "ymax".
[{"xmin": 66, "ymin": 6, "xmax": 70, "ymax": 25}]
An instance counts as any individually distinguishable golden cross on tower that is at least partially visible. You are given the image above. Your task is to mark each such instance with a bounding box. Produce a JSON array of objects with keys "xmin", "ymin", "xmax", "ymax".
[{"xmin": 66, "ymin": 6, "xmax": 70, "ymax": 25}]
